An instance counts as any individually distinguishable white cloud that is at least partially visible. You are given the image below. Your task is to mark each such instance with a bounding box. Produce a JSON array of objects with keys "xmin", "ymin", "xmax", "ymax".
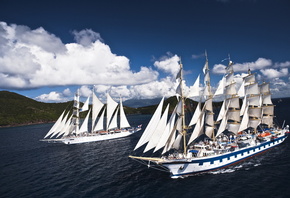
[
  {"xmin": 274, "ymin": 61, "xmax": 290, "ymax": 68},
  {"xmin": 35, "ymin": 91, "xmax": 64, "ymax": 102},
  {"xmin": 260, "ymin": 68, "xmax": 288, "ymax": 79},
  {"xmin": 0, "ymin": 22, "xmax": 158, "ymax": 89},
  {"xmin": 212, "ymin": 64, "xmax": 226, "ymax": 74},
  {"xmin": 35, "ymin": 88, "xmax": 74, "ymax": 102},
  {"xmin": 212, "ymin": 58, "xmax": 272, "ymax": 74},
  {"xmin": 3, "ymin": 21, "xmax": 290, "ymax": 101},
  {"xmin": 153, "ymin": 54, "xmax": 180, "ymax": 76},
  {"xmin": 79, "ymin": 85, "xmax": 92, "ymax": 97},
  {"xmin": 63, "ymin": 88, "xmax": 72, "ymax": 97}
]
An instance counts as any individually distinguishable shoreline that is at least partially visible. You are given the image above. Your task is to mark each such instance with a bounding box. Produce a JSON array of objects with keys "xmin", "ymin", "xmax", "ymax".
[{"xmin": 0, "ymin": 121, "xmax": 54, "ymax": 129}]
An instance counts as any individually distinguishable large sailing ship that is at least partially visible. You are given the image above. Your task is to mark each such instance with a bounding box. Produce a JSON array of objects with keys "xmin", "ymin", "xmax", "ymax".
[
  {"xmin": 129, "ymin": 55, "xmax": 289, "ymax": 178},
  {"xmin": 41, "ymin": 89, "xmax": 141, "ymax": 144}
]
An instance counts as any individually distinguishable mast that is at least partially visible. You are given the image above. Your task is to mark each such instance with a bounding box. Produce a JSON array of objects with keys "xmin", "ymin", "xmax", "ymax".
[
  {"xmin": 225, "ymin": 55, "xmax": 241, "ymax": 134},
  {"xmin": 203, "ymin": 51, "xmax": 215, "ymax": 140},
  {"xmin": 72, "ymin": 89, "xmax": 80, "ymax": 135},
  {"xmin": 178, "ymin": 60, "xmax": 187, "ymax": 154}
]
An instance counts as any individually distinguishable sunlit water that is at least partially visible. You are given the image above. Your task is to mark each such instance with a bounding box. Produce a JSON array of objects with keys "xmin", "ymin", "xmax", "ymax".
[{"xmin": 1, "ymin": 99, "xmax": 290, "ymax": 198}]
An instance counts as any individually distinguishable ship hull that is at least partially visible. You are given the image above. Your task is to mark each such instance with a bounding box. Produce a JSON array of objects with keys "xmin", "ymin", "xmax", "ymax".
[
  {"xmin": 42, "ymin": 128, "xmax": 141, "ymax": 144},
  {"xmin": 161, "ymin": 135, "xmax": 288, "ymax": 178}
]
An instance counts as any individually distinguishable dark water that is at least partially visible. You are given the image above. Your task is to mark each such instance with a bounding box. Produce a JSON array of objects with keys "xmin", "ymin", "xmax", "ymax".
[{"xmin": 1, "ymin": 99, "xmax": 290, "ymax": 198}]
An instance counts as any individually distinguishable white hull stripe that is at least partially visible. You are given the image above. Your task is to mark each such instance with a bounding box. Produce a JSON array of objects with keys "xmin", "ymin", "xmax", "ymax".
[{"xmin": 162, "ymin": 135, "xmax": 287, "ymax": 177}]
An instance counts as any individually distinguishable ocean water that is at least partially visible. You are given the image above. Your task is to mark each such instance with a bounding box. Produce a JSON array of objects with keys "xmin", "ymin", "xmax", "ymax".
[{"xmin": 1, "ymin": 99, "xmax": 290, "ymax": 198}]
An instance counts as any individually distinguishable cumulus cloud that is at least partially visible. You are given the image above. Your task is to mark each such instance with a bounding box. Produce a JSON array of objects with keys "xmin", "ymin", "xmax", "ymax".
[
  {"xmin": 34, "ymin": 54, "xmax": 181, "ymax": 102},
  {"xmin": 0, "ymin": 22, "xmax": 158, "ymax": 89},
  {"xmin": 274, "ymin": 61, "xmax": 290, "ymax": 68},
  {"xmin": 35, "ymin": 88, "xmax": 73, "ymax": 102},
  {"xmin": 212, "ymin": 58, "xmax": 272, "ymax": 74},
  {"xmin": 260, "ymin": 68, "xmax": 288, "ymax": 79},
  {"xmin": 153, "ymin": 54, "xmax": 180, "ymax": 76}
]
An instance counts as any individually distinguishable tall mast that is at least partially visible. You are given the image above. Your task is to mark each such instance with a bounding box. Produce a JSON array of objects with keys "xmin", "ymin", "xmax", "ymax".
[
  {"xmin": 72, "ymin": 89, "xmax": 80, "ymax": 135},
  {"xmin": 178, "ymin": 59, "xmax": 187, "ymax": 154},
  {"xmin": 203, "ymin": 51, "xmax": 215, "ymax": 140}
]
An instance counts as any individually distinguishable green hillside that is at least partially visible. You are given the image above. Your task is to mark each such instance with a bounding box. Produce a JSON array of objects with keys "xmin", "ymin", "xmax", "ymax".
[
  {"xmin": 0, "ymin": 91, "xmax": 143, "ymax": 127},
  {"xmin": 0, "ymin": 91, "xmax": 73, "ymax": 127}
]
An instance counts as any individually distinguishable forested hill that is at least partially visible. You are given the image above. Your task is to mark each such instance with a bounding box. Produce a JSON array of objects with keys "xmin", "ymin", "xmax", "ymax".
[
  {"xmin": 0, "ymin": 91, "xmax": 74, "ymax": 127},
  {"xmin": 0, "ymin": 91, "xmax": 158, "ymax": 127}
]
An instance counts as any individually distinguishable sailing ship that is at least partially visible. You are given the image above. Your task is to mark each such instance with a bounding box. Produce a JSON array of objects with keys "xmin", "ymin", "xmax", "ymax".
[
  {"xmin": 129, "ymin": 55, "xmax": 289, "ymax": 178},
  {"xmin": 41, "ymin": 89, "xmax": 141, "ymax": 144}
]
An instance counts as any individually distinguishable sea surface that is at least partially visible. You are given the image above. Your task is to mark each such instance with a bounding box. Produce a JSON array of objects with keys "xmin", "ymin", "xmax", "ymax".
[{"xmin": 1, "ymin": 99, "xmax": 290, "ymax": 198}]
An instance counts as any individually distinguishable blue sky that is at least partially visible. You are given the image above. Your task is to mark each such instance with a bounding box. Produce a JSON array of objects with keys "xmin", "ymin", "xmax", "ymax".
[{"xmin": 0, "ymin": 0, "xmax": 290, "ymax": 103}]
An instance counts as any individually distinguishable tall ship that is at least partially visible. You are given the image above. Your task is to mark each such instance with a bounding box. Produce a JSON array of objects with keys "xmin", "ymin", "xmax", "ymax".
[
  {"xmin": 129, "ymin": 55, "xmax": 289, "ymax": 178},
  {"xmin": 41, "ymin": 89, "xmax": 141, "ymax": 144}
]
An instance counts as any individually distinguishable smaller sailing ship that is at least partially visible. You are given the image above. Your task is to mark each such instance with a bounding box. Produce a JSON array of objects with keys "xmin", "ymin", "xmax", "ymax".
[
  {"xmin": 129, "ymin": 55, "xmax": 289, "ymax": 178},
  {"xmin": 41, "ymin": 89, "xmax": 141, "ymax": 144}
]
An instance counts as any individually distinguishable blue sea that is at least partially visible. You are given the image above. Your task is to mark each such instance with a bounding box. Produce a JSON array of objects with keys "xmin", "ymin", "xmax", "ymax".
[{"xmin": 1, "ymin": 99, "xmax": 290, "ymax": 198}]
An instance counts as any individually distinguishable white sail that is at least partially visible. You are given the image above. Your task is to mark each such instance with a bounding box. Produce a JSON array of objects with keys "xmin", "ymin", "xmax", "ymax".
[
  {"xmin": 106, "ymin": 93, "xmax": 118, "ymax": 130},
  {"xmin": 144, "ymin": 104, "xmax": 169, "ymax": 153},
  {"xmin": 226, "ymin": 72, "xmax": 234, "ymax": 85},
  {"xmin": 154, "ymin": 108, "xmax": 177, "ymax": 153},
  {"xmin": 214, "ymin": 76, "xmax": 225, "ymax": 96},
  {"xmin": 44, "ymin": 110, "xmax": 65, "ymax": 138},
  {"xmin": 205, "ymin": 98, "xmax": 213, "ymax": 112},
  {"xmin": 80, "ymin": 96, "xmax": 90, "ymax": 112},
  {"xmin": 188, "ymin": 75, "xmax": 200, "ymax": 98},
  {"xmin": 188, "ymin": 112, "xmax": 205, "ymax": 145},
  {"xmin": 245, "ymin": 83, "xmax": 259, "ymax": 95},
  {"xmin": 176, "ymin": 80, "xmax": 184, "ymax": 96},
  {"xmin": 172, "ymin": 133, "xmax": 183, "ymax": 150},
  {"xmin": 72, "ymin": 90, "xmax": 80, "ymax": 135},
  {"xmin": 240, "ymin": 96, "xmax": 247, "ymax": 116},
  {"xmin": 238, "ymin": 105, "xmax": 249, "ymax": 132},
  {"xmin": 227, "ymin": 123, "xmax": 240, "ymax": 134},
  {"xmin": 227, "ymin": 110, "xmax": 240, "ymax": 122},
  {"xmin": 262, "ymin": 94, "xmax": 272, "ymax": 105},
  {"xmin": 237, "ymin": 81, "xmax": 245, "ymax": 97},
  {"xmin": 79, "ymin": 109, "xmax": 91, "ymax": 134},
  {"xmin": 248, "ymin": 95, "xmax": 261, "ymax": 106},
  {"xmin": 62, "ymin": 115, "xmax": 73, "ymax": 137},
  {"xmin": 263, "ymin": 105, "xmax": 274, "ymax": 115},
  {"xmin": 248, "ymin": 119, "xmax": 260, "ymax": 129},
  {"xmin": 216, "ymin": 112, "xmax": 228, "ymax": 137},
  {"xmin": 216, "ymin": 101, "xmax": 226, "ymax": 122},
  {"xmin": 162, "ymin": 116, "xmax": 182, "ymax": 154},
  {"xmin": 205, "ymin": 113, "xmax": 215, "ymax": 138},
  {"xmin": 227, "ymin": 96, "xmax": 240, "ymax": 109},
  {"xmin": 216, "ymin": 101, "xmax": 231, "ymax": 137},
  {"xmin": 262, "ymin": 115, "xmax": 273, "ymax": 127},
  {"xmin": 134, "ymin": 97, "xmax": 164, "ymax": 150},
  {"xmin": 189, "ymin": 102, "xmax": 201, "ymax": 126},
  {"xmin": 176, "ymin": 99, "xmax": 182, "ymax": 115},
  {"xmin": 120, "ymin": 98, "xmax": 131, "ymax": 129},
  {"xmin": 52, "ymin": 111, "xmax": 69, "ymax": 138},
  {"xmin": 74, "ymin": 93, "xmax": 80, "ymax": 109},
  {"xmin": 108, "ymin": 107, "xmax": 119, "ymax": 130},
  {"xmin": 225, "ymin": 82, "xmax": 237, "ymax": 96},
  {"xmin": 244, "ymin": 73, "xmax": 255, "ymax": 85},
  {"xmin": 94, "ymin": 109, "xmax": 105, "ymax": 132},
  {"xmin": 260, "ymin": 82, "xmax": 270, "ymax": 94},
  {"xmin": 92, "ymin": 92, "xmax": 104, "ymax": 131},
  {"xmin": 248, "ymin": 107, "xmax": 262, "ymax": 118}
]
